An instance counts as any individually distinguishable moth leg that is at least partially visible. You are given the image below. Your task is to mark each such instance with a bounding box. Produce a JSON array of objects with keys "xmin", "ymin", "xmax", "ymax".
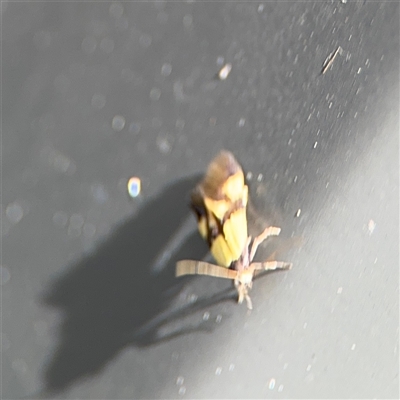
[
  {"xmin": 244, "ymin": 293, "xmax": 253, "ymax": 310},
  {"xmin": 235, "ymin": 280, "xmax": 253, "ymax": 310},
  {"xmin": 249, "ymin": 226, "xmax": 281, "ymax": 261}
]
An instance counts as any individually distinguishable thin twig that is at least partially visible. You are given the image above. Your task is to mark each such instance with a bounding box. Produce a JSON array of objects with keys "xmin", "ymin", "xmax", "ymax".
[{"xmin": 321, "ymin": 46, "xmax": 343, "ymax": 74}]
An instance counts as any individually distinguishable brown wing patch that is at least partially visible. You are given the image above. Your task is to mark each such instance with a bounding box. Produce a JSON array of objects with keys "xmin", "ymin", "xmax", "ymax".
[{"xmin": 190, "ymin": 151, "xmax": 250, "ymax": 267}]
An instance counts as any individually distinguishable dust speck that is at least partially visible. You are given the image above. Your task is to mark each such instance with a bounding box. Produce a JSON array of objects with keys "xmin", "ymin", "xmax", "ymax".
[
  {"xmin": 112, "ymin": 115, "xmax": 126, "ymax": 131},
  {"xmin": 6, "ymin": 202, "xmax": 24, "ymax": 224},
  {"xmin": 268, "ymin": 378, "xmax": 275, "ymax": 390}
]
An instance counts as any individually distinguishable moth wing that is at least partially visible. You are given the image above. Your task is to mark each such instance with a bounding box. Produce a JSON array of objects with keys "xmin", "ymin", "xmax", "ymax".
[
  {"xmin": 201, "ymin": 151, "xmax": 244, "ymax": 200},
  {"xmin": 210, "ymin": 234, "xmax": 235, "ymax": 267},
  {"xmin": 176, "ymin": 260, "xmax": 237, "ymax": 279},
  {"xmin": 223, "ymin": 207, "xmax": 248, "ymax": 262},
  {"xmin": 221, "ymin": 171, "xmax": 246, "ymax": 203},
  {"xmin": 203, "ymin": 197, "xmax": 231, "ymax": 221}
]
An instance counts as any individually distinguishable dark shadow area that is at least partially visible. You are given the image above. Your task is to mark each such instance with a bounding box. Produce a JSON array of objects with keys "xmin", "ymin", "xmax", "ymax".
[{"xmin": 36, "ymin": 175, "xmax": 239, "ymax": 397}]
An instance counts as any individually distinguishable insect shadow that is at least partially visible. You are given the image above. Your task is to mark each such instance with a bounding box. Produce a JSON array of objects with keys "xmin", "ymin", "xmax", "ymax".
[{"xmin": 38, "ymin": 175, "xmax": 238, "ymax": 397}]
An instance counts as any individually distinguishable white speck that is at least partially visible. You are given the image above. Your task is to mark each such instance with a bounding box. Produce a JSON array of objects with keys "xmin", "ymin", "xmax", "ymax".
[
  {"xmin": 188, "ymin": 294, "xmax": 198, "ymax": 303},
  {"xmin": 69, "ymin": 214, "xmax": 85, "ymax": 230},
  {"xmin": 341, "ymin": 0, "xmax": 347, "ymax": 3},
  {"xmin": 313, "ymin": 141, "xmax": 318, "ymax": 149},
  {"xmin": 82, "ymin": 222, "xmax": 96, "ymax": 238},
  {"xmin": 112, "ymin": 115, "xmax": 125, "ymax": 131},
  {"xmin": 238, "ymin": 117, "xmax": 245, "ymax": 127},
  {"xmin": 215, "ymin": 367, "xmax": 222, "ymax": 375},
  {"xmin": 161, "ymin": 63, "xmax": 172, "ymax": 77},
  {"xmin": 81, "ymin": 36, "xmax": 97, "ymax": 54},
  {"xmin": 150, "ymin": 87, "xmax": 161, "ymax": 101},
  {"xmin": 374, "ymin": 257, "xmax": 378, "ymax": 264},
  {"xmin": 303, "ymin": 322, "xmax": 307, "ymax": 329},
  {"xmin": 157, "ymin": 135, "xmax": 171, "ymax": 154},
  {"xmin": 109, "ymin": 2, "xmax": 124, "ymax": 18},
  {"xmin": 357, "ymin": 67, "xmax": 362, "ymax": 74},
  {"xmin": 139, "ymin": 34, "xmax": 152, "ymax": 47},
  {"xmin": 268, "ymin": 378, "xmax": 276, "ymax": 390},
  {"xmin": 91, "ymin": 184, "xmax": 109, "ymax": 204},
  {"xmin": 218, "ymin": 63, "xmax": 232, "ymax": 80},
  {"xmin": 306, "ymin": 364, "xmax": 311, "ymax": 372},
  {"xmin": 176, "ymin": 376, "xmax": 184, "ymax": 385},
  {"xmin": 368, "ymin": 219, "xmax": 376, "ymax": 235},
  {"xmin": 183, "ymin": 14, "xmax": 193, "ymax": 29},
  {"xmin": 178, "ymin": 386, "xmax": 186, "ymax": 395},
  {"xmin": 337, "ymin": 287, "xmax": 343, "ymax": 294},
  {"xmin": 216, "ymin": 56, "xmax": 224, "ymax": 66},
  {"xmin": 329, "ymin": 101, "xmax": 333, "ymax": 109},
  {"xmin": 54, "ymin": 153, "xmax": 72, "ymax": 174},
  {"xmin": 127, "ymin": 177, "xmax": 141, "ymax": 197},
  {"xmin": 216, "ymin": 314, "xmax": 222, "ymax": 323},
  {"xmin": 129, "ymin": 122, "xmax": 141, "ymax": 134},
  {"xmin": 229, "ymin": 363, "xmax": 235, "ymax": 372},
  {"xmin": 53, "ymin": 211, "xmax": 68, "ymax": 228},
  {"xmin": 258, "ymin": 4, "xmax": 264, "ymax": 13},
  {"xmin": 246, "ymin": 171, "xmax": 253, "ymax": 180},
  {"xmin": 293, "ymin": 175, "xmax": 298, "ymax": 183},
  {"xmin": 6, "ymin": 202, "xmax": 24, "ymax": 224},
  {"xmin": 91, "ymin": 93, "xmax": 106, "ymax": 109},
  {"xmin": 257, "ymin": 173, "xmax": 263, "ymax": 182},
  {"xmin": 0, "ymin": 266, "xmax": 11, "ymax": 285},
  {"xmin": 100, "ymin": 37, "xmax": 114, "ymax": 53},
  {"xmin": 278, "ymin": 384, "xmax": 284, "ymax": 392},
  {"xmin": 202, "ymin": 312, "xmax": 210, "ymax": 321},
  {"xmin": 295, "ymin": 209, "xmax": 301, "ymax": 218},
  {"xmin": 351, "ymin": 343, "xmax": 356, "ymax": 350}
]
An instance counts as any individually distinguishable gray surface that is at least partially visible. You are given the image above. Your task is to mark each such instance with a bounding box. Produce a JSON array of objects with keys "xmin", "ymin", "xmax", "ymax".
[{"xmin": 2, "ymin": 1, "xmax": 399, "ymax": 399}]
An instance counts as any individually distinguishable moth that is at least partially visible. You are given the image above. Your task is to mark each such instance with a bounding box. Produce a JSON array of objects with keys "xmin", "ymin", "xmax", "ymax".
[{"xmin": 176, "ymin": 150, "xmax": 292, "ymax": 309}]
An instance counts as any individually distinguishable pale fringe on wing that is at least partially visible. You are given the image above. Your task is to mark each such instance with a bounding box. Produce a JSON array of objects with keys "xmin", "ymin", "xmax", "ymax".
[
  {"xmin": 251, "ymin": 261, "xmax": 293, "ymax": 272},
  {"xmin": 176, "ymin": 260, "xmax": 237, "ymax": 280}
]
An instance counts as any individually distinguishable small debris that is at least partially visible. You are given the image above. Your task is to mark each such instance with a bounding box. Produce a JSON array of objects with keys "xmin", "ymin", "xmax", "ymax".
[
  {"xmin": 367, "ymin": 219, "xmax": 376, "ymax": 235},
  {"xmin": 218, "ymin": 63, "xmax": 232, "ymax": 80},
  {"xmin": 127, "ymin": 177, "xmax": 141, "ymax": 197},
  {"xmin": 268, "ymin": 378, "xmax": 276, "ymax": 390},
  {"xmin": 321, "ymin": 46, "xmax": 343, "ymax": 74},
  {"xmin": 295, "ymin": 209, "xmax": 301, "ymax": 218}
]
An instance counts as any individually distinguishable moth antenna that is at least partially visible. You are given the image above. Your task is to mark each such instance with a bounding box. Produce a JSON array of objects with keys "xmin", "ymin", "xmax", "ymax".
[
  {"xmin": 249, "ymin": 226, "xmax": 281, "ymax": 261},
  {"xmin": 176, "ymin": 260, "xmax": 237, "ymax": 280}
]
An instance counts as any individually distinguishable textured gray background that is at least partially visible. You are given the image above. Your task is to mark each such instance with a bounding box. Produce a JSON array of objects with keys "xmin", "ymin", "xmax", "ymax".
[{"xmin": 2, "ymin": 1, "xmax": 399, "ymax": 399}]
